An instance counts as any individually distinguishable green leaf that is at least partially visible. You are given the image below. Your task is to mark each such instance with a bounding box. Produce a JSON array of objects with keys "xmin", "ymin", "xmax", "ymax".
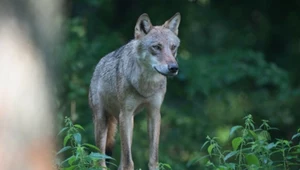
[
  {"xmin": 58, "ymin": 127, "xmax": 69, "ymax": 136},
  {"xmin": 64, "ymin": 134, "xmax": 72, "ymax": 146},
  {"xmin": 74, "ymin": 124, "xmax": 85, "ymax": 131},
  {"xmin": 207, "ymin": 144, "xmax": 214, "ymax": 156},
  {"xmin": 224, "ymin": 150, "xmax": 238, "ymax": 161},
  {"xmin": 159, "ymin": 163, "xmax": 172, "ymax": 170},
  {"xmin": 57, "ymin": 146, "xmax": 71, "ymax": 155},
  {"xmin": 232, "ymin": 137, "xmax": 243, "ymax": 151},
  {"xmin": 89, "ymin": 152, "xmax": 113, "ymax": 160},
  {"xmin": 284, "ymin": 140, "xmax": 291, "ymax": 146},
  {"xmin": 83, "ymin": 143, "xmax": 101, "ymax": 152},
  {"xmin": 229, "ymin": 125, "xmax": 243, "ymax": 137},
  {"xmin": 205, "ymin": 160, "xmax": 214, "ymax": 167},
  {"xmin": 248, "ymin": 130, "xmax": 258, "ymax": 140},
  {"xmin": 259, "ymin": 130, "xmax": 270, "ymax": 141},
  {"xmin": 286, "ymin": 155, "xmax": 297, "ymax": 160},
  {"xmin": 187, "ymin": 155, "xmax": 210, "ymax": 166},
  {"xmin": 106, "ymin": 161, "xmax": 118, "ymax": 168},
  {"xmin": 245, "ymin": 154, "xmax": 260, "ymax": 166},
  {"xmin": 68, "ymin": 155, "xmax": 76, "ymax": 165},
  {"xmin": 73, "ymin": 133, "xmax": 82, "ymax": 144},
  {"xmin": 61, "ymin": 155, "xmax": 77, "ymax": 166},
  {"xmin": 201, "ymin": 141, "xmax": 210, "ymax": 150},
  {"xmin": 292, "ymin": 133, "xmax": 300, "ymax": 140},
  {"xmin": 226, "ymin": 163, "xmax": 236, "ymax": 169},
  {"xmin": 266, "ymin": 142, "xmax": 276, "ymax": 150},
  {"xmin": 164, "ymin": 164, "xmax": 171, "ymax": 169}
]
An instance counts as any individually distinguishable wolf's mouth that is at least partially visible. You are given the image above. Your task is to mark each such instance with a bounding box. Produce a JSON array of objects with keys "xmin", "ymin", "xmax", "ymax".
[{"xmin": 153, "ymin": 66, "xmax": 178, "ymax": 77}]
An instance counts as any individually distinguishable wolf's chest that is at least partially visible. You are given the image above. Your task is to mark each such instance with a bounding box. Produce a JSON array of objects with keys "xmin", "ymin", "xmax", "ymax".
[{"xmin": 133, "ymin": 74, "xmax": 166, "ymax": 97}]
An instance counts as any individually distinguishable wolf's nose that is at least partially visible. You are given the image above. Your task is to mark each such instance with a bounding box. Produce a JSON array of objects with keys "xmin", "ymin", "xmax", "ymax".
[{"xmin": 168, "ymin": 63, "xmax": 178, "ymax": 73}]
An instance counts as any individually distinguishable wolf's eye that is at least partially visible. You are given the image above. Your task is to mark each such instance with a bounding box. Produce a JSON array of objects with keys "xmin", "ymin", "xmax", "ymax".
[
  {"xmin": 171, "ymin": 45, "xmax": 177, "ymax": 51},
  {"xmin": 152, "ymin": 45, "xmax": 161, "ymax": 51}
]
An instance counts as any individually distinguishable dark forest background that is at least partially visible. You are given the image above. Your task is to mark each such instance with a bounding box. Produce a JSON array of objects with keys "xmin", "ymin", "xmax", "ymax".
[{"xmin": 57, "ymin": 0, "xmax": 300, "ymax": 169}]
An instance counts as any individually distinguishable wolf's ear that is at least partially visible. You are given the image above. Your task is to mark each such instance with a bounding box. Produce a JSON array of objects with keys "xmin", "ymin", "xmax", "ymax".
[
  {"xmin": 163, "ymin": 13, "xmax": 181, "ymax": 35},
  {"xmin": 134, "ymin": 13, "xmax": 153, "ymax": 39}
]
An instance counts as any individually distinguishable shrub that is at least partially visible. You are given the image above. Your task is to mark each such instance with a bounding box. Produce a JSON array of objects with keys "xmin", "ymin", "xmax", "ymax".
[
  {"xmin": 189, "ymin": 115, "xmax": 300, "ymax": 170},
  {"xmin": 56, "ymin": 117, "xmax": 114, "ymax": 170},
  {"xmin": 56, "ymin": 117, "xmax": 172, "ymax": 170}
]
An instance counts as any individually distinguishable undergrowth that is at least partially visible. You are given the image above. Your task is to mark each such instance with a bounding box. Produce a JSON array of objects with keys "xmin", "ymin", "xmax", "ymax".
[
  {"xmin": 189, "ymin": 114, "xmax": 300, "ymax": 170},
  {"xmin": 56, "ymin": 117, "xmax": 114, "ymax": 170},
  {"xmin": 56, "ymin": 115, "xmax": 300, "ymax": 170},
  {"xmin": 56, "ymin": 117, "xmax": 172, "ymax": 170}
]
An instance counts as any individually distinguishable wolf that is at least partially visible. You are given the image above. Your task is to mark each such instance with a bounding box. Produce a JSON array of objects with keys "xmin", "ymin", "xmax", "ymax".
[{"xmin": 89, "ymin": 13, "xmax": 181, "ymax": 170}]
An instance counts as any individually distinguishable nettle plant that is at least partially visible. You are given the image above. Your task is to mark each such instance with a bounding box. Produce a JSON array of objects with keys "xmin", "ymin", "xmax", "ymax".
[
  {"xmin": 56, "ymin": 117, "xmax": 172, "ymax": 170},
  {"xmin": 56, "ymin": 117, "xmax": 115, "ymax": 170},
  {"xmin": 191, "ymin": 115, "xmax": 300, "ymax": 170}
]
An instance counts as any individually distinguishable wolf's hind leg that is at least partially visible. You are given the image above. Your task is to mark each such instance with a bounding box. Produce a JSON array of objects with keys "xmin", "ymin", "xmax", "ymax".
[{"xmin": 105, "ymin": 114, "xmax": 117, "ymax": 157}]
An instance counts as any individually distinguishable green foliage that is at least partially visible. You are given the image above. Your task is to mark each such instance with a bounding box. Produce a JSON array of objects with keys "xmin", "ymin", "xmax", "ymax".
[
  {"xmin": 179, "ymin": 50, "xmax": 289, "ymax": 97},
  {"xmin": 57, "ymin": 117, "xmax": 173, "ymax": 170},
  {"xmin": 56, "ymin": 117, "xmax": 114, "ymax": 170},
  {"xmin": 190, "ymin": 115, "xmax": 300, "ymax": 170},
  {"xmin": 57, "ymin": 1, "xmax": 300, "ymax": 169},
  {"xmin": 158, "ymin": 163, "xmax": 172, "ymax": 170}
]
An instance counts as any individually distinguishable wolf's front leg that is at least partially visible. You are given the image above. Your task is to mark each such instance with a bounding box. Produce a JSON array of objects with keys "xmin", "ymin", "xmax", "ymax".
[
  {"xmin": 147, "ymin": 108, "xmax": 161, "ymax": 170},
  {"xmin": 118, "ymin": 112, "xmax": 134, "ymax": 170},
  {"xmin": 92, "ymin": 106, "xmax": 108, "ymax": 168}
]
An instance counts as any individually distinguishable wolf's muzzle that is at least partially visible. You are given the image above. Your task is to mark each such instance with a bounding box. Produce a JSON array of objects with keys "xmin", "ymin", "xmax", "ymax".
[
  {"xmin": 153, "ymin": 64, "xmax": 178, "ymax": 77},
  {"xmin": 168, "ymin": 63, "xmax": 178, "ymax": 74}
]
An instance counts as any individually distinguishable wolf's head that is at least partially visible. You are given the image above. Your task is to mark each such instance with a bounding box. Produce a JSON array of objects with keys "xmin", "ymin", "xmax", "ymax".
[{"xmin": 135, "ymin": 13, "xmax": 181, "ymax": 77}]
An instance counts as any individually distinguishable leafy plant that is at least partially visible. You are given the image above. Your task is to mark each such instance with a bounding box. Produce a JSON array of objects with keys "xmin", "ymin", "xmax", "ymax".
[
  {"xmin": 56, "ymin": 117, "xmax": 172, "ymax": 170},
  {"xmin": 56, "ymin": 117, "xmax": 114, "ymax": 170},
  {"xmin": 189, "ymin": 115, "xmax": 300, "ymax": 170},
  {"xmin": 157, "ymin": 162, "xmax": 172, "ymax": 170}
]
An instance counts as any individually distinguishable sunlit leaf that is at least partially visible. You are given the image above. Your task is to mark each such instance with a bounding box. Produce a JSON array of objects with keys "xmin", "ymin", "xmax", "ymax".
[
  {"xmin": 248, "ymin": 130, "xmax": 258, "ymax": 140},
  {"xmin": 207, "ymin": 144, "xmax": 215, "ymax": 156},
  {"xmin": 68, "ymin": 155, "xmax": 76, "ymax": 165},
  {"xmin": 74, "ymin": 124, "xmax": 85, "ymax": 131},
  {"xmin": 64, "ymin": 134, "xmax": 72, "ymax": 146},
  {"xmin": 83, "ymin": 143, "xmax": 101, "ymax": 152},
  {"xmin": 232, "ymin": 137, "xmax": 243, "ymax": 151},
  {"xmin": 246, "ymin": 154, "xmax": 260, "ymax": 166}
]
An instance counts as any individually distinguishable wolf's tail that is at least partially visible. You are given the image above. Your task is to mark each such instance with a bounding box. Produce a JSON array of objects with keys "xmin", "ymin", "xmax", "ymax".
[{"xmin": 105, "ymin": 115, "xmax": 117, "ymax": 157}]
